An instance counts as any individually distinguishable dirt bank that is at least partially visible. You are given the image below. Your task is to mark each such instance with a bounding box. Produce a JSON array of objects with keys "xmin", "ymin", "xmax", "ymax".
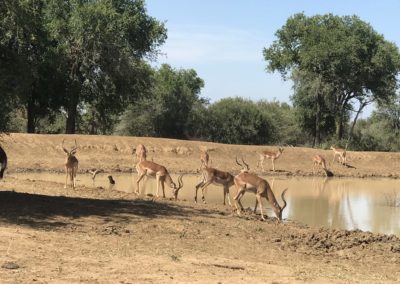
[{"xmin": 1, "ymin": 133, "xmax": 400, "ymax": 178}]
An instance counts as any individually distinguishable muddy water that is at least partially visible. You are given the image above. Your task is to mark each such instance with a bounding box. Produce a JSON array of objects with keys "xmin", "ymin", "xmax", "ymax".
[{"xmin": 9, "ymin": 172, "xmax": 400, "ymax": 236}]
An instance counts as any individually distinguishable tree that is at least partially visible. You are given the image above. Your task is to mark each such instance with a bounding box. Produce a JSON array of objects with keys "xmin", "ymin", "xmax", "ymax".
[
  {"xmin": 257, "ymin": 100, "xmax": 306, "ymax": 146},
  {"xmin": 0, "ymin": 0, "xmax": 64, "ymax": 133},
  {"xmin": 356, "ymin": 94, "xmax": 400, "ymax": 151},
  {"xmin": 116, "ymin": 64, "xmax": 206, "ymax": 139},
  {"xmin": 206, "ymin": 97, "xmax": 274, "ymax": 145},
  {"xmin": 291, "ymin": 69, "xmax": 336, "ymax": 146},
  {"xmin": 264, "ymin": 13, "xmax": 400, "ymax": 140},
  {"xmin": 44, "ymin": 0, "xmax": 167, "ymax": 133}
]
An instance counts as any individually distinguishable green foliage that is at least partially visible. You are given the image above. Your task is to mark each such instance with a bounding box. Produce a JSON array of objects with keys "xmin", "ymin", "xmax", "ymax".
[
  {"xmin": 44, "ymin": 0, "xmax": 167, "ymax": 133},
  {"xmin": 116, "ymin": 64, "xmax": 205, "ymax": 138},
  {"xmin": 351, "ymin": 96, "xmax": 400, "ymax": 151},
  {"xmin": 257, "ymin": 100, "xmax": 306, "ymax": 145},
  {"xmin": 206, "ymin": 98, "xmax": 274, "ymax": 145},
  {"xmin": 264, "ymin": 13, "xmax": 400, "ymax": 140}
]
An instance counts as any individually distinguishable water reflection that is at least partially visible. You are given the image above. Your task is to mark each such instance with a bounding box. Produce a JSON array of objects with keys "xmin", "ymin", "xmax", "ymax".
[{"xmin": 7, "ymin": 172, "xmax": 400, "ymax": 236}]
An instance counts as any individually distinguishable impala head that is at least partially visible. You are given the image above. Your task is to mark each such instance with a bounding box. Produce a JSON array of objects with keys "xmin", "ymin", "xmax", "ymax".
[
  {"xmin": 172, "ymin": 174, "xmax": 184, "ymax": 200},
  {"xmin": 273, "ymin": 188, "xmax": 288, "ymax": 221},
  {"xmin": 62, "ymin": 139, "xmax": 78, "ymax": 157},
  {"xmin": 278, "ymin": 147, "xmax": 284, "ymax": 154},
  {"xmin": 235, "ymin": 156, "xmax": 250, "ymax": 172},
  {"xmin": 330, "ymin": 145, "xmax": 335, "ymax": 150}
]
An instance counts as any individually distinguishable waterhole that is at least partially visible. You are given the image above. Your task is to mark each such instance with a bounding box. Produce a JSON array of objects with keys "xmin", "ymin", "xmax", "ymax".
[{"xmin": 8, "ymin": 172, "xmax": 400, "ymax": 236}]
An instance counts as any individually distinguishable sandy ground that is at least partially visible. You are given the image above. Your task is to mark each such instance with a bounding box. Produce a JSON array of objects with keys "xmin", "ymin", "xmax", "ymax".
[{"xmin": 0, "ymin": 133, "xmax": 400, "ymax": 283}]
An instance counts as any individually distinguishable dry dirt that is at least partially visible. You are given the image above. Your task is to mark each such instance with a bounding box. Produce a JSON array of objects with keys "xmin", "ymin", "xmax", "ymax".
[{"xmin": 0, "ymin": 133, "xmax": 400, "ymax": 283}]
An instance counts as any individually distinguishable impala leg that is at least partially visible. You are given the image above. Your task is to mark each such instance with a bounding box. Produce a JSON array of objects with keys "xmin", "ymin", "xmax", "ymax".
[
  {"xmin": 64, "ymin": 167, "xmax": 68, "ymax": 189},
  {"xmin": 200, "ymin": 180, "xmax": 213, "ymax": 204},
  {"xmin": 253, "ymin": 198, "xmax": 258, "ymax": 214},
  {"xmin": 234, "ymin": 186, "xmax": 246, "ymax": 215},
  {"xmin": 256, "ymin": 194, "xmax": 265, "ymax": 221},
  {"xmin": 194, "ymin": 180, "xmax": 204, "ymax": 203},
  {"xmin": 157, "ymin": 175, "xmax": 166, "ymax": 198},
  {"xmin": 222, "ymin": 186, "xmax": 226, "ymax": 206},
  {"xmin": 272, "ymin": 159, "xmax": 275, "ymax": 172},
  {"xmin": 224, "ymin": 185, "xmax": 232, "ymax": 206},
  {"xmin": 73, "ymin": 166, "xmax": 78, "ymax": 188},
  {"xmin": 136, "ymin": 172, "xmax": 146, "ymax": 195},
  {"xmin": 156, "ymin": 175, "xmax": 161, "ymax": 197}
]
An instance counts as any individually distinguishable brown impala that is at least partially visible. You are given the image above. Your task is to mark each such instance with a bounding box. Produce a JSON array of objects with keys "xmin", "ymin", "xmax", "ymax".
[
  {"xmin": 62, "ymin": 139, "xmax": 79, "ymax": 189},
  {"xmin": 136, "ymin": 160, "xmax": 183, "ymax": 200},
  {"xmin": 195, "ymin": 165, "xmax": 234, "ymax": 206},
  {"xmin": 234, "ymin": 159, "xmax": 288, "ymax": 221}
]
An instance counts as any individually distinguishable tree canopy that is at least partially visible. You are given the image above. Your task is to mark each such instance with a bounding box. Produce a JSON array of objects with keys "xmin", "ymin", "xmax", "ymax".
[{"xmin": 264, "ymin": 13, "xmax": 400, "ymax": 140}]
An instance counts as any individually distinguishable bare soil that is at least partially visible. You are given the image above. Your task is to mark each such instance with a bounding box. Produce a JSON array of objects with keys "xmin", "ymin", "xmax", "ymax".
[{"xmin": 0, "ymin": 133, "xmax": 400, "ymax": 283}]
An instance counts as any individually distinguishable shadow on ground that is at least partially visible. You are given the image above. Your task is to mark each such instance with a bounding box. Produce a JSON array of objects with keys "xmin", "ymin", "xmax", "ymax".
[{"xmin": 0, "ymin": 190, "xmax": 220, "ymax": 230}]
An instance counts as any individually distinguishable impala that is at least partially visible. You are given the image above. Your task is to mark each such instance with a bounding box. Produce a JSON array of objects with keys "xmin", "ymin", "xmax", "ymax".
[
  {"xmin": 0, "ymin": 145, "xmax": 7, "ymax": 179},
  {"xmin": 200, "ymin": 149, "xmax": 210, "ymax": 167},
  {"xmin": 134, "ymin": 144, "xmax": 147, "ymax": 162},
  {"xmin": 234, "ymin": 159, "xmax": 288, "ymax": 221},
  {"xmin": 330, "ymin": 146, "xmax": 347, "ymax": 165},
  {"xmin": 312, "ymin": 154, "xmax": 329, "ymax": 176},
  {"xmin": 62, "ymin": 139, "xmax": 79, "ymax": 189},
  {"xmin": 257, "ymin": 147, "xmax": 284, "ymax": 172},
  {"xmin": 195, "ymin": 164, "xmax": 234, "ymax": 206},
  {"xmin": 136, "ymin": 160, "xmax": 183, "ymax": 200},
  {"xmin": 89, "ymin": 169, "xmax": 103, "ymax": 186}
]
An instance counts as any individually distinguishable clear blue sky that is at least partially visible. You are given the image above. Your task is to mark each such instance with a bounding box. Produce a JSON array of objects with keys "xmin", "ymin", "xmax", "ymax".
[{"xmin": 146, "ymin": 0, "xmax": 400, "ymax": 118}]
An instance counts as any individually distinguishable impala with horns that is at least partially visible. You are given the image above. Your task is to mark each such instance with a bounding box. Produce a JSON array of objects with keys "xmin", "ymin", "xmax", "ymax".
[
  {"xmin": 133, "ymin": 144, "xmax": 147, "ymax": 163},
  {"xmin": 257, "ymin": 147, "xmax": 284, "ymax": 172},
  {"xmin": 195, "ymin": 164, "xmax": 234, "ymax": 206},
  {"xmin": 62, "ymin": 139, "xmax": 79, "ymax": 189},
  {"xmin": 136, "ymin": 160, "xmax": 183, "ymax": 200},
  {"xmin": 234, "ymin": 159, "xmax": 288, "ymax": 221},
  {"xmin": 0, "ymin": 145, "xmax": 7, "ymax": 179}
]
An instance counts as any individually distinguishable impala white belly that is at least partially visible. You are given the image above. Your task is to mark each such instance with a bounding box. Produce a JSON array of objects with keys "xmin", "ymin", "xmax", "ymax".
[{"xmin": 244, "ymin": 183, "xmax": 257, "ymax": 194}]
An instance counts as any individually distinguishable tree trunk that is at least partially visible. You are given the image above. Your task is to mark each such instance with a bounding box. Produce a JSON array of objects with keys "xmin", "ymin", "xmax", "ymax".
[
  {"xmin": 66, "ymin": 93, "xmax": 79, "ymax": 134},
  {"xmin": 314, "ymin": 91, "xmax": 321, "ymax": 146},
  {"xmin": 348, "ymin": 101, "xmax": 367, "ymax": 140},
  {"xmin": 335, "ymin": 102, "xmax": 345, "ymax": 140},
  {"xmin": 26, "ymin": 97, "xmax": 36, "ymax": 133}
]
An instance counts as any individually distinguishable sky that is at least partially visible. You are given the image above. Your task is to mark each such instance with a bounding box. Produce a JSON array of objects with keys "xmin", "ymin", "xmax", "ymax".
[{"xmin": 145, "ymin": 0, "xmax": 400, "ymax": 118}]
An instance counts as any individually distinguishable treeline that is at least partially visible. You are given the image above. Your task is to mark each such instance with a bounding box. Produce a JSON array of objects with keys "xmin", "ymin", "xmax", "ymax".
[{"xmin": 1, "ymin": 3, "xmax": 399, "ymax": 151}]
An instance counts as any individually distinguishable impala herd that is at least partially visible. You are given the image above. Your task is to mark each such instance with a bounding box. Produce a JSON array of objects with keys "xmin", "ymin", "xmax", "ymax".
[{"xmin": 0, "ymin": 141, "xmax": 349, "ymax": 221}]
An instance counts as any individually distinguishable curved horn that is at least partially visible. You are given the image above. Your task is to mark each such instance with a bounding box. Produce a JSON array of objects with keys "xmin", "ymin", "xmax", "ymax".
[
  {"xmin": 235, "ymin": 156, "xmax": 243, "ymax": 168},
  {"xmin": 241, "ymin": 157, "xmax": 250, "ymax": 171},
  {"xmin": 70, "ymin": 139, "xmax": 78, "ymax": 152},
  {"xmin": 61, "ymin": 139, "xmax": 69, "ymax": 154},
  {"xmin": 280, "ymin": 188, "xmax": 288, "ymax": 213},
  {"xmin": 177, "ymin": 174, "xmax": 184, "ymax": 190}
]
